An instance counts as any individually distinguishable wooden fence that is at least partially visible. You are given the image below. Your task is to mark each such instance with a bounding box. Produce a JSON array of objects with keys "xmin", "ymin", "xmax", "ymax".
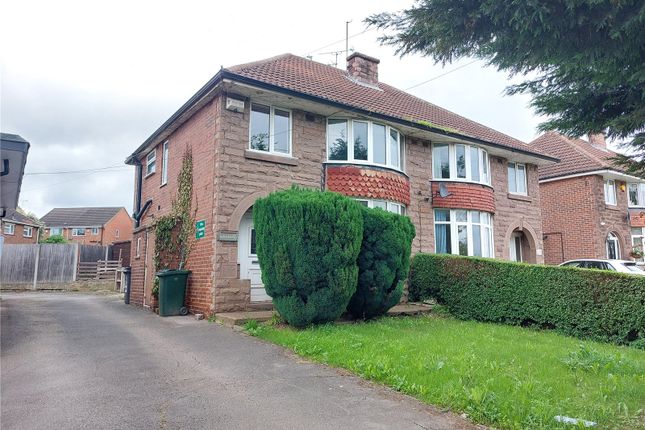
[{"xmin": 0, "ymin": 243, "xmax": 119, "ymax": 288}]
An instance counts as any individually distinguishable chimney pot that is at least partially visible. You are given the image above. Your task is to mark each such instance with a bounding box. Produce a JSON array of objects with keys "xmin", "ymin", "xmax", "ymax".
[{"xmin": 346, "ymin": 52, "xmax": 380, "ymax": 85}]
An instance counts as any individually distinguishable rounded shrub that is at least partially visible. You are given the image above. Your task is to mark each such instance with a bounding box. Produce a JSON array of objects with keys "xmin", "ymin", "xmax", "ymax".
[
  {"xmin": 348, "ymin": 206, "xmax": 416, "ymax": 319},
  {"xmin": 253, "ymin": 187, "xmax": 363, "ymax": 327}
]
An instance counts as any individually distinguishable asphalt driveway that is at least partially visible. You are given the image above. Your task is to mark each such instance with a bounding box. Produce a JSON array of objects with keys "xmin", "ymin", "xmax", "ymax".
[{"xmin": 1, "ymin": 292, "xmax": 475, "ymax": 430}]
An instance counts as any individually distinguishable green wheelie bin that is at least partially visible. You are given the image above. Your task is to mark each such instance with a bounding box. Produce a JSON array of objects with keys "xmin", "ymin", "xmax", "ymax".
[{"xmin": 156, "ymin": 269, "xmax": 190, "ymax": 316}]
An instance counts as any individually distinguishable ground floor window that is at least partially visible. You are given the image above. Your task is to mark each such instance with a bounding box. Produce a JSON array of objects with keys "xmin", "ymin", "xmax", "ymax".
[
  {"xmin": 355, "ymin": 198, "xmax": 406, "ymax": 215},
  {"xmin": 606, "ymin": 232, "xmax": 620, "ymax": 259},
  {"xmin": 632, "ymin": 227, "xmax": 644, "ymax": 261},
  {"xmin": 434, "ymin": 209, "xmax": 494, "ymax": 257}
]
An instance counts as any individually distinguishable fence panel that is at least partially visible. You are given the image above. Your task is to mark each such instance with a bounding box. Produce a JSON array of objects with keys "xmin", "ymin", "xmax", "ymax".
[
  {"xmin": 36, "ymin": 244, "xmax": 77, "ymax": 283},
  {"xmin": 0, "ymin": 244, "xmax": 38, "ymax": 284},
  {"xmin": 79, "ymin": 245, "xmax": 108, "ymax": 263}
]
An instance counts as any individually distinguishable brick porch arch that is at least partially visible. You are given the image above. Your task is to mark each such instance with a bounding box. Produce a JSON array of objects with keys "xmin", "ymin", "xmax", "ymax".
[
  {"xmin": 501, "ymin": 217, "xmax": 540, "ymax": 262},
  {"xmin": 226, "ymin": 185, "xmax": 283, "ymax": 232}
]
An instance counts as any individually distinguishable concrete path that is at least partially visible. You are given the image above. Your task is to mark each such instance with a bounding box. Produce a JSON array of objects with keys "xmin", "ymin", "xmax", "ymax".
[{"xmin": 1, "ymin": 292, "xmax": 476, "ymax": 430}]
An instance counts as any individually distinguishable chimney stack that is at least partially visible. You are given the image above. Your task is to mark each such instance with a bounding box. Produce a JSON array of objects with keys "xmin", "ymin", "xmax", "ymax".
[
  {"xmin": 346, "ymin": 52, "xmax": 380, "ymax": 85},
  {"xmin": 588, "ymin": 133, "xmax": 606, "ymax": 149}
]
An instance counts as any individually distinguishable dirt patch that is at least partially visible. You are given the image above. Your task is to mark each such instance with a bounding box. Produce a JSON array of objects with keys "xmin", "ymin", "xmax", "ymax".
[{"xmin": 1, "ymin": 281, "xmax": 120, "ymax": 296}]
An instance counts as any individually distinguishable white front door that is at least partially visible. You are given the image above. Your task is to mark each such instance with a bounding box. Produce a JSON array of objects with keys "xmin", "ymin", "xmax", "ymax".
[
  {"xmin": 238, "ymin": 211, "xmax": 270, "ymax": 302},
  {"xmin": 509, "ymin": 232, "xmax": 523, "ymax": 262}
]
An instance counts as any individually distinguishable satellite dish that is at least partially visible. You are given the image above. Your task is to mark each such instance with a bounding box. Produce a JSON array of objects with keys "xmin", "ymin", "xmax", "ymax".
[{"xmin": 438, "ymin": 183, "xmax": 452, "ymax": 198}]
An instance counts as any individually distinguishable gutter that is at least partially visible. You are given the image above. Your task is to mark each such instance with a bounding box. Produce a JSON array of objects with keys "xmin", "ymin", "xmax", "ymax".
[
  {"xmin": 539, "ymin": 169, "xmax": 645, "ymax": 184},
  {"xmin": 125, "ymin": 69, "xmax": 559, "ymax": 164}
]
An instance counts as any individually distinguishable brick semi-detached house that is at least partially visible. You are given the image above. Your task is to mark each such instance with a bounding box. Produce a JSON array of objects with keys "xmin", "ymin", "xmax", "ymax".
[
  {"xmin": 126, "ymin": 53, "xmax": 558, "ymax": 315},
  {"xmin": 1, "ymin": 209, "xmax": 41, "ymax": 244},
  {"xmin": 41, "ymin": 207, "xmax": 133, "ymax": 245},
  {"xmin": 531, "ymin": 132, "xmax": 645, "ymax": 264}
]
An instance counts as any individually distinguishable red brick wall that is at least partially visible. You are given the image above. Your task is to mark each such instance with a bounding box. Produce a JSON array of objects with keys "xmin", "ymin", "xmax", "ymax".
[
  {"xmin": 0, "ymin": 222, "xmax": 40, "ymax": 244},
  {"xmin": 326, "ymin": 165, "xmax": 410, "ymax": 205},
  {"xmin": 540, "ymin": 174, "xmax": 631, "ymax": 264},
  {"xmin": 102, "ymin": 209, "xmax": 133, "ymax": 244},
  {"xmin": 129, "ymin": 95, "xmax": 219, "ymax": 315},
  {"xmin": 430, "ymin": 182, "xmax": 495, "ymax": 213}
]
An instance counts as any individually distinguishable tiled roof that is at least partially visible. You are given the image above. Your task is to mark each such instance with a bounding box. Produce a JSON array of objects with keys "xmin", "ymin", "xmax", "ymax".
[
  {"xmin": 226, "ymin": 54, "xmax": 552, "ymax": 159},
  {"xmin": 1, "ymin": 208, "xmax": 40, "ymax": 227},
  {"xmin": 531, "ymin": 132, "xmax": 623, "ymax": 180},
  {"xmin": 326, "ymin": 165, "xmax": 410, "ymax": 205},
  {"xmin": 41, "ymin": 207, "xmax": 125, "ymax": 227}
]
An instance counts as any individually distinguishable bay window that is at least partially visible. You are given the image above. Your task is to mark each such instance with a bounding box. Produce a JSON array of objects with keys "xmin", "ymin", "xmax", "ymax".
[
  {"xmin": 356, "ymin": 198, "xmax": 405, "ymax": 215},
  {"xmin": 432, "ymin": 143, "xmax": 490, "ymax": 185},
  {"xmin": 508, "ymin": 162, "xmax": 527, "ymax": 194},
  {"xmin": 604, "ymin": 179, "xmax": 617, "ymax": 205},
  {"xmin": 434, "ymin": 209, "xmax": 494, "ymax": 257},
  {"xmin": 327, "ymin": 119, "xmax": 404, "ymax": 170},
  {"xmin": 632, "ymin": 227, "xmax": 644, "ymax": 261},
  {"xmin": 249, "ymin": 103, "xmax": 291, "ymax": 155},
  {"xmin": 628, "ymin": 183, "xmax": 645, "ymax": 207}
]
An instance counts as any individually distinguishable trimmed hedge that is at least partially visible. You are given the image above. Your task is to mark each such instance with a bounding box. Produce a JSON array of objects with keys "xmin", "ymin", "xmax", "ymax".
[
  {"xmin": 347, "ymin": 206, "xmax": 416, "ymax": 319},
  {"xmin": 410, "ymin": 254, "xmax": 645, "ymax": 347},
  {"xmin": 253, "ymin": 187, "xmax": 363, "ymax": 327}
]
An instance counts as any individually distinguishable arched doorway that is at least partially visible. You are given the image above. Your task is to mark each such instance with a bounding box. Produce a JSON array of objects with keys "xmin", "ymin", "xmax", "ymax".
[
  {"xmin": 237, "ymin": 208, "xmax": 270, "ymax": 302},
  {"xmin": 606, "ymin": 232, "xmax": 620, "ymax": 260},
  {"xmin": 508, "ymin": 228, "xmax": 537, "ymax": 263}
]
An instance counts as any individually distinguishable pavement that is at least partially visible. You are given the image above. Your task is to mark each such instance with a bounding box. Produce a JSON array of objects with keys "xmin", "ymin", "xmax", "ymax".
[{"xmin": 0, "ymin": 292, "xmax": 477, "ymax": 430}]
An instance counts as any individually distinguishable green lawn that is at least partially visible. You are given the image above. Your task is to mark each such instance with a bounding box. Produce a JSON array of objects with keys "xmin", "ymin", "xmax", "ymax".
[{"xmin": 251, "ymin": 312, "xmax": 645, "ymax": 430}]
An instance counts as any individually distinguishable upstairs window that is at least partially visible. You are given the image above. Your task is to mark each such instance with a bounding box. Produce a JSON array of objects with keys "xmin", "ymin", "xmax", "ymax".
[
  {"xmin": 72, "ymin": 228, "xmax": 85, "ymax": 236},
  {"xmin": 327, "ymin": 119, "xmax": 404, "ymax": 171},
  {"xmin": 249, "ymin": 103, "xmax": 291, "ymax": 155},
  {"xmin": 91, "ymin": 227, "xmax": 99, "ymax": 235},
  {"xmin": 23, "ymin": 226, "xmax": 33, "ymax": 237},
  {"xmin": 146, "ymin": 149, "xmax": 156, "ymax": 176},
  {"xmin": 508, "ymin": 162, "xmax": 527, "ymax": 194},
  {"xmin": 3, "ymin": 223, "xmax": 15, "ymax": 235},
  {"xmin": 604, "ymin": 179, "xmax": 617, "ymax": 205},
  {"xmin": 161, "ymin": 141, "xmax": 169, "ymax": 185},
  {"xmin": 628, "ymin": 183, "xmax": 645, "ymax": 207},
  {"xmin": 432, "ymin": 143, "xmax": 490, "ymax": 185}
]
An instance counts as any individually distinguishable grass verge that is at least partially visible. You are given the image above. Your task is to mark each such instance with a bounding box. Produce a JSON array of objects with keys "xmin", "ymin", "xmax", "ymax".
[{"xmin": 252, "ymin": 313, "xmax": 645, "ymax": 430}]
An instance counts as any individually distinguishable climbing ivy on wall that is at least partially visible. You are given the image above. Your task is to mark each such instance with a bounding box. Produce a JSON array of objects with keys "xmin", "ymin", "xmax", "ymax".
[{"xmin": 153, "ymin": 148, "xmax": 196, "ymax": 270}]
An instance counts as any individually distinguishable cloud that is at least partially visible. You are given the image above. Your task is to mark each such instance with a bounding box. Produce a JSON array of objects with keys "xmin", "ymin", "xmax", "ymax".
[{"xmin": 1, "ymin": 0, "xmax": 555, "ymax": 218}]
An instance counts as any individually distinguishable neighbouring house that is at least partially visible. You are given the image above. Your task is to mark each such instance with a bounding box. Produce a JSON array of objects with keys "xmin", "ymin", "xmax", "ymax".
[
  {"xmin": 125, "ymin": 53, "xmax": 558, "ymax": 315},
  {"xmin": 531, "ymin": 132, "xmax": 645, "ymax": 264},
  {"xmin": 41, "ymin": 207, "xmax": 133, "ymax": 245},
  {"xmin": 0, "ymin": 208, "xmax": 41, "ymax": 244}
]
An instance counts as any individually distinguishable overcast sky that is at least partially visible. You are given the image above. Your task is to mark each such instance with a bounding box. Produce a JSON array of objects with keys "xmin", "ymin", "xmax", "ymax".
[{"xmin": 2, "ymin": 0, "xmax": 562, "ymax": 218}]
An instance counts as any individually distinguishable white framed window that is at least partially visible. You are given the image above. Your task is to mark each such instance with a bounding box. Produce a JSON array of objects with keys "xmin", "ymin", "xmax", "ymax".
[
  {"xmin": 161, "ymin": 141, "xmax": 169, "ymax": 185},
  {"xmin": 23, "ymin": 226, "xmax": 33, "ymax": 237},
  {"xmin": 3, "ymin": 223, "xmax": 15, "ymax": 235},
  {"xmin": 327, "ymin": 119, "xmax": 405, "ymax": 171},
  {"xmin": 146, "ymin": 149, "xmax": 156, "ymax": 176},
  {"xmin": 72, "ymin": 228, "xmax": 85, "ymax": 236},
  {"xmin": 135, "ymin": 237, "xmax": 141, "ymax": 258},
  {"xmin": 432, "ymin": 143, "xmax": 490, "ymax": 185},
  {"xmin": 604, "ymin": 179, "xmax": 617, "ymax": 205},
  {"xmin": 50, "ymin": 227, "xmax": 62, "ymax": 236},
  {"xmin": 434, "ymin": 209, "xmax": 494, "ymax": 257},
  {"xmin": 628, "ymin": 183, "xmax": 645, "ymax": 207},
  {"xmin": 91, "ymin": 227, "xmax": 99, "ymax": 235},
  {"xmin": 508, "ymin": 162, "xmax": 527, "ymax": 195},
  {"xmin": 355, "ymin": 198, "xmax": 406, "ymax": 215},
  {"xmin": 249, "ymin": 103, "xmax": 291, "ymax": 156},
  {"xmin": 606, "ymin": 232, "xmax": 620, "ymax": 259},
  {"xmin": 632, "ymin": 227, "xmax": 644, "ymax": 261}
]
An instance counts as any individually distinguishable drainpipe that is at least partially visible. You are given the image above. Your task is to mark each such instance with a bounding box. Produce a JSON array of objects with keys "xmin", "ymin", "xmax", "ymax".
[{"xmin": 132, "ymin": 159, "xmax": 143, "ymax": 227}]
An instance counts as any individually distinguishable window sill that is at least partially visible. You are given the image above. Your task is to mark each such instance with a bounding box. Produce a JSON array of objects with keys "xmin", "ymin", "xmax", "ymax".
[
  {"xmin": 431, "ymin": 178, "xmax": 493, "ymax": 189},
  {"xmin": 507, "ymin": 193, "xmax": 532, "ymax": 202},
  {"xmin": 245, "ymin": 150, "xmax": 298, "ymax": 166},
  {"xmin": 144, "ymin": 171, "xmax": 156, "ymax": 179},
  {"xmin": 159, "ymin": 182, "xmax": 167, "ymax": 189},
  {"xmin": 605, "ymin": 204, "xmax": 621, "ymax": 211}
]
